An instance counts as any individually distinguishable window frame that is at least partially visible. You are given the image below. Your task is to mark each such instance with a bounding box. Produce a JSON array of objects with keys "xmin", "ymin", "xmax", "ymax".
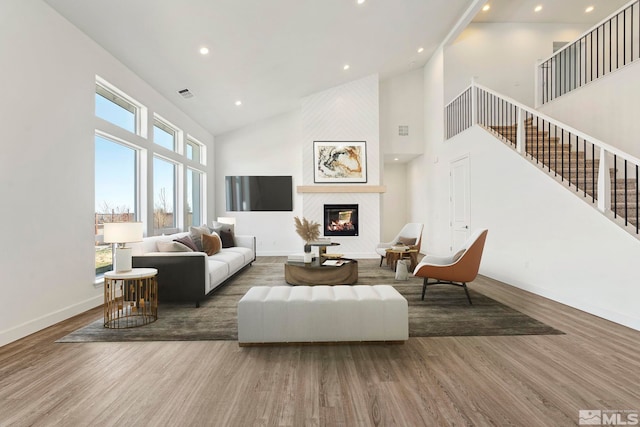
[
  {"xmin": 95, "ymin": 76, "xmax": 146, "ymax": 136},
  {"xmin": 186, "ymin": 135, "xmax": 206, "ymax": 165},
  {"xmin": 153, "ymin": 114, "xmax": 181, "ymax": 153}
]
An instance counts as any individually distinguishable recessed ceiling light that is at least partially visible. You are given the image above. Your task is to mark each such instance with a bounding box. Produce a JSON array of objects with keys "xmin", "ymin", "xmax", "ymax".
[
  {"xmin": 357, "ymin": 0, "xmax": 365, "ymax": 4},
  {"xmin": 417, "ymin": 47, "xmax": 424, "ymax": 53},
  {"xmin": 235, "ymin": 100, "xmax": 242, "ymax": 106},
  {"xmin": 482, "ymin": 4, "xmax": 490, "ymax": 12},
  {"xmin": 343, "ymin": 64, "xmax": 350, "ymax": 70},
  {"xmin": 534, "ymin": 5, "xmax": 542, "ymax": 12},
  {"xmin": 585, "ymin": 6, "xmax": 594, "ymax": 13},
  {"xmin": 199, "ymin": 47, "xmax": 209, "ymax": 55},
  {"xmin": 394, "ymin": 158, "xmax": 399, "ymax": 161}
]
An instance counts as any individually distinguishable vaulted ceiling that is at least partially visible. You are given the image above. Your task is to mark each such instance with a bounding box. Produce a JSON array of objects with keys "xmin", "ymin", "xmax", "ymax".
[{"xmin": 44, "ymin": 0, "xmax": 628, "ymax": 136}]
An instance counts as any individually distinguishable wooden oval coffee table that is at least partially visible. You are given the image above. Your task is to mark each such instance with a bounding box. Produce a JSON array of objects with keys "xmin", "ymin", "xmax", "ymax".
[{"xmin": 284, "ymin": 258, "xmax": 358, "ymax": 286}]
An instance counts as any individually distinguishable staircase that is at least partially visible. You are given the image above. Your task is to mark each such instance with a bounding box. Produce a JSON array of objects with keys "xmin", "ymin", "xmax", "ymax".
[{"xmin": 488, "ymin": 117, "xmax": 638, "ymax": 228}]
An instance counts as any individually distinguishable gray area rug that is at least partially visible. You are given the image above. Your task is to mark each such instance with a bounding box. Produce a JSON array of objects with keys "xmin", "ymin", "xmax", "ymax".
[{"xmin": 58, "ymin": 259, "xmax": 563, "ymax": 342}]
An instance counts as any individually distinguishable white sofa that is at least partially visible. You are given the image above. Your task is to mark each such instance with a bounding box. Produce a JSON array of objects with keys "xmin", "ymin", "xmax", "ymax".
[
  {"xmin": 237, "ymin": 285, "xmax": 408, "ymax": 344},
  {"xmin": 130, "ymin": 231, "xmax": 255, "ymax": 307}
]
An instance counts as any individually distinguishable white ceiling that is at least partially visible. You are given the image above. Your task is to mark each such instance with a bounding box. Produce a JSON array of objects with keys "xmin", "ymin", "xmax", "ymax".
[
  {"xmin": 473, "ymin": 0, "xmax": 630, "ymax": 24},
  {"xmin": 44, "ymin": 0, "xmax": 629, "ymax": 137}
]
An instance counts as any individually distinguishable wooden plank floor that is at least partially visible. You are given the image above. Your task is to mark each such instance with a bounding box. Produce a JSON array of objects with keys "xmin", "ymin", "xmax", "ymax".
[{"xmin": 1, "ymin": 260, "xmax": 639, "ymax": 426}]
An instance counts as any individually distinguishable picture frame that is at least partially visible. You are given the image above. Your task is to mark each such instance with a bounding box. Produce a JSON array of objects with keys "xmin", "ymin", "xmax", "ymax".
[{"xmin": 313, "ymin": 141, "xmax": 367, "ymax": 183}]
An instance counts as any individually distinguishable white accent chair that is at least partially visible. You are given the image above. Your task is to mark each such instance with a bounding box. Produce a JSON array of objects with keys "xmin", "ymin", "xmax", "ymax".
[{"xmin": 375, "ymin": 223, "xmax": 424, "ymax": 267}]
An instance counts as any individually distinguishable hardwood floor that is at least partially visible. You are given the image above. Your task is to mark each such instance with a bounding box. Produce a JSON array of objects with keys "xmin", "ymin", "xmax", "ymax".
[{"xmin": 1, "ymin": 259, "xmax": 639, "ymax": 426}]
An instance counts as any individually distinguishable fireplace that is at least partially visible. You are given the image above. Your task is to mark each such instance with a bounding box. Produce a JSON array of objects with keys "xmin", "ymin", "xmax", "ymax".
[{"xmin": 324, "ymin": 204, "xmax": 358, "ymax": 237}]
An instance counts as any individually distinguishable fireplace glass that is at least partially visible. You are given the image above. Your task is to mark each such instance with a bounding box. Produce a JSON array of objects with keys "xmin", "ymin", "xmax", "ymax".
[{"xmin": 324, "ymin": 204, "xmax": 358, "ymax": 237}]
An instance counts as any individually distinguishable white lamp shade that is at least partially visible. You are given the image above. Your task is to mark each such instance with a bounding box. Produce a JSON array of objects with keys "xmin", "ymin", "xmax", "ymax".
[
  {"xmin": 217, "ymin": 217, "xmax": 236, "ymax": 225},
  {"xmin": 103, "ymin": 222, "xmax": 143, "ymax": 244}
]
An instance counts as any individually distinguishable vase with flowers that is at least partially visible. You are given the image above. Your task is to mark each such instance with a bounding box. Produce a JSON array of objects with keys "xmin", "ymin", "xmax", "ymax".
[{"xmin": 294, "ymin": 216, "xmax": 321, "ymax": 263}]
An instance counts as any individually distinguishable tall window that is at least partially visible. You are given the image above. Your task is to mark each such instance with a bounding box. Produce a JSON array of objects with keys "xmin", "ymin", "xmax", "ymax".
[
  {"xmin": 95, "ymin": 83, "xmax": 138, "ymax": 133},
  {"xmin": 153, "ymin": 156, "xmax": 177, "ymax": 234},
  {"xmin": 186, "ymin": 168, "xmax": 204, "ymax": 227},
  {"xmin": 94, "ymin": 135, "xmax": 138, "ymax": 274},
  {"xmin": 153, "ymin": 117, "xmax": 177, "ymax": 151}
]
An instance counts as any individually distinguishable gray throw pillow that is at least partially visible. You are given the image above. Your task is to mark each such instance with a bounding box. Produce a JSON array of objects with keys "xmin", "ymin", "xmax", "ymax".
[
  {"xmin": 189, "ymin": 225, "xmax": 211, "ymax": 251},
  {"xmin": 174, "ymin": 235, "xmax": 199, "ymax": 252}
]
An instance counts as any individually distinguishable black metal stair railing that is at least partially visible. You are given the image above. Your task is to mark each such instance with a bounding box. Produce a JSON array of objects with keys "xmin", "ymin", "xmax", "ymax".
[
  {"xmin": 539, "ymin": 0, "xmax": 640, "ymax": 104},
  {"xmin": 445, "ymin": 81, "xmax": 640, "ymax": 235},
  {"xmin": 445, "ymin": 87, "xmax": 472, "ymax": 139}
]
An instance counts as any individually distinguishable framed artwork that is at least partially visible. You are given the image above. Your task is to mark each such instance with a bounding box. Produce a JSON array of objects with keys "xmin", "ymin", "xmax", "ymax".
[{"xmin": 313, "ymin": 141, "xmax": 367, "ymax": 183}]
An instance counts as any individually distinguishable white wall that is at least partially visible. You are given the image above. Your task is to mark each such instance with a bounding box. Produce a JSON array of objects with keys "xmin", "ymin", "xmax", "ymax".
[
  {"xmin": 0, "ymin": 0, "xmax": 213, "ymax": 347},
  {"xmin": 539, "ymin": 61, "xmax": 640, "ymax": 159},
  {"xmin": 411, "ymin": 47, "xmax": 447, "ymax": 255},
  {"xmin": 432, "ymin": 126, "xmax": 640, "ymax": 330},
  {"xmin": 379, "ymin": 68, "xmax": 425, "ymax": 158},
  {"xmin": 444, "ymin": 23, "xmax": 587, "ymax": 106},
  {"xmin": 214, "ymin": 110, "xmax": 303, "ymax": 255},
  {"xmin": 301, "ymin": 75, "xmax": 381, "ymax": 258},
  {"xmin": 380, "ymin": 163, "xmax": 408, "ymax": 242}
]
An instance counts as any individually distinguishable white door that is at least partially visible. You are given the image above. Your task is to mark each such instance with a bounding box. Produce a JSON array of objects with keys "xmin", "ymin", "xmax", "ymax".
[{"xmin": 450, "ymin": 155, "xmax": 470, "ymax": 251}]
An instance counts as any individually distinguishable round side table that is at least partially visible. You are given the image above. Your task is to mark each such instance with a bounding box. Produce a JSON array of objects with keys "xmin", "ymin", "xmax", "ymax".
[
  {"xmin": 104, "ymin": 268, "xmax": 158, "ymax": 329},
  {"xmin": 385, "ymin": 248, "xmax": 418, "ymax": 271}
]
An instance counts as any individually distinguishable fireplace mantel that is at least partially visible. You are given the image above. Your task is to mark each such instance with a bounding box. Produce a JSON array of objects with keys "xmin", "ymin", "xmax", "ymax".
[{"xmin": 297, "ymin": 185, "xmax": 386, "ymax": 193}]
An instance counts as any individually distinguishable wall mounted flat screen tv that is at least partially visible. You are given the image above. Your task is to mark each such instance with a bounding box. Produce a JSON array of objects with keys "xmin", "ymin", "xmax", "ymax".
[{"xmin": 225, "ymin": 175, "xmax": 293, "ymax": 211}]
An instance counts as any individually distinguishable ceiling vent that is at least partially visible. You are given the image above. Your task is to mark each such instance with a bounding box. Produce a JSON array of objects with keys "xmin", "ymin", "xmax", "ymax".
[
  {"xmin": 177, "ymin": 88, "xmax": 194, "ymax": 99},
  {"xmin": 398, "ymin": 125, "xmax": 409, "ymax": 136}
]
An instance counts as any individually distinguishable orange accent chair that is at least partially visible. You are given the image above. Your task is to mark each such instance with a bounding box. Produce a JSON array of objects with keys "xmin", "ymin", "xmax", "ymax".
[{"xmin": 412, "ymin": 229, "xmax": 488, "ymax": 304}]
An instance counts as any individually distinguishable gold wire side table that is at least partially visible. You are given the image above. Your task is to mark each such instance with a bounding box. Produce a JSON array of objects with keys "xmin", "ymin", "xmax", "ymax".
[{"xmin": 104, "ymin": 268, "xmax": 158, "ymax": 328}]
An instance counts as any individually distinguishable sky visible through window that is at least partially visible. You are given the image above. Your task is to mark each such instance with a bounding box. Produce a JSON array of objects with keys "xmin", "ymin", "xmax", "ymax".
[
  {"xmin": 95, "ymin": 135, "xmax": 135, "ymax": 213},
  {"xmin": 95, "ymin": 94, "xmax": 174, "ymax": 218}
]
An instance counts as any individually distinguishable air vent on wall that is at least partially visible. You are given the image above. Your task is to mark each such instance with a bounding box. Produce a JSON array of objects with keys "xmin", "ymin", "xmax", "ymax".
[
  {"xmin": 177, "ymin": 88, "xmax": 194, "ymax": 99},
  {"xmin": 398, "ymin": 125, "xmax": 409, "ymax": 136}
]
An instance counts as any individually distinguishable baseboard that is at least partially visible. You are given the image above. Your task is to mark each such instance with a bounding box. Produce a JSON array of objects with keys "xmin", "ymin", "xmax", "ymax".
[
  {"xmin": 488, "ymin": 273, "xmax": 640, "ymax": 332},
  {"xmin": 0, "ymin": 295, "xmax": 103, "ymax": 347}
]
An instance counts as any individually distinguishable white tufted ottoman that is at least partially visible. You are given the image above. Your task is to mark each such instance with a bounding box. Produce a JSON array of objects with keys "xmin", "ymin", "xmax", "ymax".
[{"xmin": 237, "ymin": 285, "xmax": 408, "ymax": 345}]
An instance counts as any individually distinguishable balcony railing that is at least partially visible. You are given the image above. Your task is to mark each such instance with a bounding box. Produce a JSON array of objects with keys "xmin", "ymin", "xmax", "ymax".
[
  {"xmin": 445, "ymin": 82, "xmax": 640, "ymax": 234},
  {"xmin": 538, "ymin": 0, "xmax": 640, "ymax": 104}
]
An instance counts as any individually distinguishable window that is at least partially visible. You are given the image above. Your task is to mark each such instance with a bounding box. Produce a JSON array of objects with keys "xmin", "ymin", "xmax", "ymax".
[
  {"xmin": 95, "ymin": 83, "xmax": 138, "ymax": 133},
  {"xmin": 95, "ymin": 134, "xmax": 138, "ymax": 275},
  {"xmin": 153, "ymin": 117, "xmax": 178, "ymax": 151},
  {"xmin": 153, "ymin": 156, "xmax": 177, "ymax": 234},
  {"xmin": 186, "ymin": 136, "xmax": 204, "ymax": 164},
  {"xmin": 186, "ymin": 168, "xmax": 204, "ymax": 227}
]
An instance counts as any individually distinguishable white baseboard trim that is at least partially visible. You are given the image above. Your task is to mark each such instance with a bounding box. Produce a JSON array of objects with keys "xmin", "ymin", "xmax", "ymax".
[
  {"xmin": 487, "ymin": 273, "xmax": 640, "ymax": 332},
  {"xmin": 0, "ymin": 295, "xmax": 103, "ymax": 348}
]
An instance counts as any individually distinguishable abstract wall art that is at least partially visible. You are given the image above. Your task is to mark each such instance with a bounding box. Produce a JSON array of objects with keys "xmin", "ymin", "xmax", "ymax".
[{"xmin": 313, "ymin": 141, "xmax": 367, "ymax": 183}]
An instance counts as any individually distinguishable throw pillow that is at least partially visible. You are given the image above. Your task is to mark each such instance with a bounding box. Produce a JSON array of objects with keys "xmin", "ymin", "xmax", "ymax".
[
  {"xmin": 202, "ymin": 233, "xmax": 222, "ymax": 256},
  {"xmin": 157, "ymin": 241, "xmax": 193, "ymax": 252},
  {"xmin": 220, "ymin": 229, "xmax": 236, "ymax": 248},
  {"xmin": 189, "ymin": 225, "xmax": 211, "ymax": 251},
  {"xmin": 397, "ymin": 236, "xmax": 417, "ymax": 246},
  {"xmin": 174, "ymin": 235, "xmax": 199, "ymax": 252},
  {"xmin": 452, "ymin": 248, "xmax": 466, "ymax": 263}
]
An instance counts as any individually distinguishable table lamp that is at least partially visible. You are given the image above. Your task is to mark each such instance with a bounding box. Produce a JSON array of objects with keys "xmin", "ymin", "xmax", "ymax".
[{"xmin": 103, "ymin": 222, "xmax": 143, "ymax": 272}]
